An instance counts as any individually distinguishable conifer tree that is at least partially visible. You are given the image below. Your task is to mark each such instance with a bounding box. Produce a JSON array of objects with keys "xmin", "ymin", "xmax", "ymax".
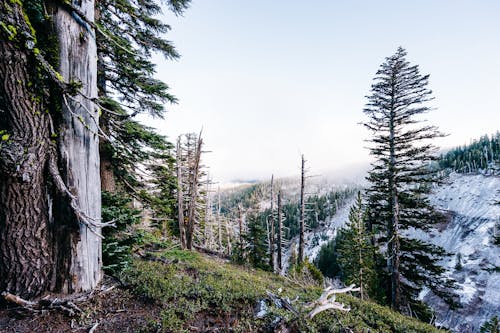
[
  {"xmin": 363, "ymin": 47, "xmax": 458, "ymax": 315},
  {"xmin": 337, "ymin": 191, "xmax": 375, "ymax": 300},
  {"xmin": 481, "ymin": 316, "xmax": 500, "ymax": 333},
  {"xmin": 96, "ymin": 0, "xmax": 189, "ymax": 196},
  {"xmin": 0, "ymin": 0, "xmax": 190, "ymax": 297},
  {"xmin": 244, "ymin": 189, "xmax": 271, "ymax": 270}
]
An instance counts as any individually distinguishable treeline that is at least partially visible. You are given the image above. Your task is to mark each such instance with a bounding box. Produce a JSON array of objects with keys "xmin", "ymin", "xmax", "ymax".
[
  {"xmin": 439, "ymin": 132, "xmax": 500, "ymax": 173},
  {"xmin": 215, "ymin": 180, "xmax": 357, "ymax": 272}
]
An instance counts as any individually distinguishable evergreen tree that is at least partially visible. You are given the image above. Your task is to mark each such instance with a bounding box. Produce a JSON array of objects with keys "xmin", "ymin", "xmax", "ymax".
[
  {"xmin": 363, "ymin": 47, "xmax": 458, "ymax": 315},
  {"xmin": 95, "ymin": 0, "xmax": 191, "ymax": 265},
  {"xmin": 314, "ymin": 239, "xmax": 341, "ymax": 279},
  {"xmin": 96, "ymin": 0, "xmax": 190, "ymax": 195},
  {"xmin": 337, "ymin": 191, "xmax": 375, "ymax": 300},
  {"xmin": 481, "ymin": 316, "xmax": 500, "ymax": 333},
  {"xmin": 243, "ymin": 189, "xmax": 271, "ymax": 270},
  {"xmin": 102, "ymin": 192, "xmax": 142, "ymax": 275},
  {"xmin": 0, "ymin": 0, "xmax": 190, "ymax": 296},
  {"xmin": 145, "ymin": 142, "xmax": 178, "ymax": 236},
  {"xmin": 439, "ymin": 132, "xmax": 500, "ymax": 173},
  {"xmin": 245, "ymin": 213, "xmax": 271, "ymax": 270}
]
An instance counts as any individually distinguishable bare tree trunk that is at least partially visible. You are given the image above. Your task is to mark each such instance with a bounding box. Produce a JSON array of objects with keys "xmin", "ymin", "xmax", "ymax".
[
  {"xmin": 277, "ymin": 190, "xmax": 283, "ymax": 272},
  {"xmin": 299, "ymin": 155, "xmax": 306, "ymax": 264},
  {"xmin": 176, "ymin": 136, "xmax": 186, "ymax": 249},
  {"xmin": 217, "ymin": 188, "xmax": 223, "ymax": 251},
  {"xmin": 186, "ymin": 135, "xmax": 202, "ymax": 250},
  {"xmin": 204, "ymin": 176, "xmax": 211, "ymax": 248},
  {"xmin": 224, "ymin": 218, "xmax": 232, "ymax": 255},
  {"xmin": 0, "ymin": 1, "xmax": 53, "ymax": 297},
  {"xmin": 53, "ymin": 0, "xmax": 102, "ymax": 293},
  {"xmin": 0, "ymin": 0, "xmax": 101, "ymax": 297},
  {"xmin": 238, "ymin": 205, "xmax": 244, "ymax": 257},
  {"xmin": 269, "ymin": 175, "xmax": 275, "ymax": 272}
]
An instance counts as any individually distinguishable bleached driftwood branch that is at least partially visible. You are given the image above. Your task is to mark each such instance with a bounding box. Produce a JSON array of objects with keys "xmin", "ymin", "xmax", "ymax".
[{"xmin": 306, "ymin": 284, "xmax": 360, "ymax": 319}]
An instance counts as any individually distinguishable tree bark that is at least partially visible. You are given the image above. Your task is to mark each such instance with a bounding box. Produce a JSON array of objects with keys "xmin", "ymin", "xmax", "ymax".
[
  {"xmin": 52, "ymin": 0, "xmax": 102, "ymax": 293},
  {"xmin": 0, "ymin": 0, "xmax": 101, "ymax": 297},
  {"xmin": 0, "ymin": 1, "xmax": 53, "ymax": 298}
]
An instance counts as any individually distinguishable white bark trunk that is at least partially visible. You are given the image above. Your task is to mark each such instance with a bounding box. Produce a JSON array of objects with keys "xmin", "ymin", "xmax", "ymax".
[{"xmin": 55, "ymin": 0, "xmax": 101, "ymax": 292}]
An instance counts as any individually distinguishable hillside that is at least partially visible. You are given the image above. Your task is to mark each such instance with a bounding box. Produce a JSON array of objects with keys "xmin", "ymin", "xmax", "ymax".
[
  {"xmin": 417, "ymin": 172, "xmax": 500, "ymax": 332},
  {"xmin": 299, "ymin": 172, "xmax": 499, "ymax": 333},
  {"xmin": 0, "ymin": 247, "xmax": 448, "ymax": 332}
]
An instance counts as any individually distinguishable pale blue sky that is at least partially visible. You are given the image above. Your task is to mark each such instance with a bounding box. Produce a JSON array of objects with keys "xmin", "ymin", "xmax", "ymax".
[{"xmin": 148, "ymin": 0, "xmax": 500, "ymax": 183}]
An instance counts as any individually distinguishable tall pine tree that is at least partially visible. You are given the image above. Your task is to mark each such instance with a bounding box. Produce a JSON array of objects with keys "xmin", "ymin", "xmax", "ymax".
[{"xmin": 363, "ymin": 47, "xmax": 457, "ymax": 316}]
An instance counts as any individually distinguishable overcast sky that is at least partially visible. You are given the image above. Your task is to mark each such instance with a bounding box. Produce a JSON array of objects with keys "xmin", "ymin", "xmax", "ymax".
[{"xmin": 146, "ymin": 0, "xmax": 500, "ymax": 183}]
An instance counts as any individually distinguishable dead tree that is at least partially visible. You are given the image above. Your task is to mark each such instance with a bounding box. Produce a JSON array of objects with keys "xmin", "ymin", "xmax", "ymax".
[
  {"xmin": 299, "ymin": 155, "xmax": 306, "ymax": 263},
  {"xmin": 224, "ymin": 217, "xmax": 233, "ymax": 255},
  {"xmin": 185, "ymin": 135, "xmax": 203, "ymax": 250},
  {"xmin": 177, "ymin": 136, "xmax": 187, "ymax": 249},
  {"xmin": 203, "ymin": 175, "xmax": 213, "ymax": 249},
  {"xmin": 217, "ymin": 188, "xmax": 223, "ymax": 251},
  {"xmin": 277, "ymin": 190, "xmax": 283, "ymax": 271},
  {"xmin": 269, "ymin": 175, "xmax": 275, "ymax": 271},
  {"xmin": 175, "ymin": 133, "xmax": 204, "ymax": 250},
  {"xmin": 238, "ymin": 204, "xmax": 244, "ymax": 257}
]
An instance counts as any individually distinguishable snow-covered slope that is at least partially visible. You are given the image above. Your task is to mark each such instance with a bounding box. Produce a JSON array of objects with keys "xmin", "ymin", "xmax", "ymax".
[
  {"xmin": 283, "ymin": 172, "xmax": 499, "ymax": 332},
  {"xmin": 417, "ymin": 173, "xmax": 500, "ymax": 332},
  {"xmin": 281, "ymin": 197, "xmax": 354, "ymax": 272}
]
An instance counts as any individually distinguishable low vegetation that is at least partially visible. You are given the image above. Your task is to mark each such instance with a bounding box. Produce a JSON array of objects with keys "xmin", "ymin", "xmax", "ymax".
[{"xmin": 120, "ymin": 246, "xmax": 447, "ymax": 332}]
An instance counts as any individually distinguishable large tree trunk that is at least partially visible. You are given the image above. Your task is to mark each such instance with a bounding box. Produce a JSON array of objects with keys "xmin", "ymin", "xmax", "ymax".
[
  {"xmin": 0, "ymin": 1, "xmax": 53, "ymax": 298},
  {"xmin": 52, "ymin": 0, "xmax": 102, "ymax": 293}
]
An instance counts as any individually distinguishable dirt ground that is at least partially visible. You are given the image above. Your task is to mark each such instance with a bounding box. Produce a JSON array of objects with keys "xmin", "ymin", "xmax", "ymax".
[{"xmin": 0, "ymin": 287, "xmax": 161, "ymax": 333}]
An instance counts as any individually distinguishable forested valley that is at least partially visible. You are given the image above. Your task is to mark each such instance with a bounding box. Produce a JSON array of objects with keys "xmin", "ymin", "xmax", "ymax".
[{"xmin": 1, "ymin": 1, "xmax": 499, "ymax": 332}]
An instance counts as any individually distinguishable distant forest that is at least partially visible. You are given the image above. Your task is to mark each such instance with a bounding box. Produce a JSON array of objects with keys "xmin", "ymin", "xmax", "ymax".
[{"xmin": 439, "ymin": 132, "xmax": 500, "ymax": 173}]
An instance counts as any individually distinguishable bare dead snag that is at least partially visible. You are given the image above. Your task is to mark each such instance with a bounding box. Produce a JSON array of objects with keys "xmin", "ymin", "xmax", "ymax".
[
  {"xmin": 269, "ymin": 175, "xmax": 275, "ymax": 272},
  {"xmin": 176, "ymin": 136, "xmax": 186, "ymax": 249},
  {"xmin": 306, "ymin": 284, "xmax": 360, "ymax": 319},
  {"xmin": 277, "ymin": 190, "xmax": 283, "ymax": 272},
  {"xmin": 299, "ymin": 155, "xmax": 306, "ymax": 263}
]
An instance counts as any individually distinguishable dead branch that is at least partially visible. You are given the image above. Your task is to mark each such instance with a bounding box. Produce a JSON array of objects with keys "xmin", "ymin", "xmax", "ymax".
[
  {"xmin": 1, "ymin": 292, "xmax": 35, "ymax": 307},
  {"xmin": 306, "ymin": 284, "xmax": 360, "ymax": 319},
  {"xmin": 47, "ymin": 146, "xmax": 114, "ymax": 237},
  {"xmin": 1, "ymin": 291, "xmax": 84, "ymax": 317},
  {"xmin": 88, "ymin": 322, "xmax": 99, "ymax": 333},
  {"xmin": 265, "ymin": 290, "xmax": 299, "ymax": 316}
]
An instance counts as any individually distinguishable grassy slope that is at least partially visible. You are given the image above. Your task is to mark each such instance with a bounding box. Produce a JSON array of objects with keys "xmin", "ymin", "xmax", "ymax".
[{"xmin": 122, "ymin": 248, "xmax": 446, "ymax": 333}]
